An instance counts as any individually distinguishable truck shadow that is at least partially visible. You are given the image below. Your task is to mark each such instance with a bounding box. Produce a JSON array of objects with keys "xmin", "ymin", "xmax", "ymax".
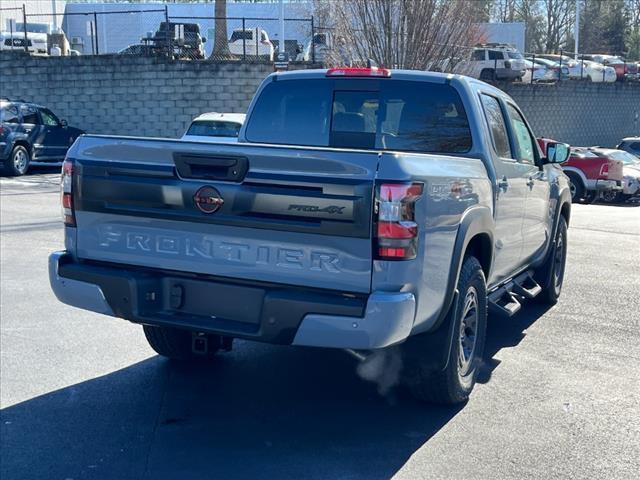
[
  {"xmin": 1, "ymin": 344, "xmax": 461, "ymax": 480},
  {"xmin": 1, "ymin": 305, "xmax": 551, "ymax": 479},
  {"xmin": 478, "ymin": 303, "xmax": 552, "ymax": 384}
]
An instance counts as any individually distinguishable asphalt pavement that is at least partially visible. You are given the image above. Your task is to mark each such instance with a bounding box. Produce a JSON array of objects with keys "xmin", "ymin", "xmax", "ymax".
[{"xmin": 1, "ymin": 169, "xmax": 639, "ymax": 480}]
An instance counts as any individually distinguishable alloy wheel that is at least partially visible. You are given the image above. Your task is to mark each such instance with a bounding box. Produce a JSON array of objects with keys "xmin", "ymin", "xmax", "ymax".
[
  {"xmin": 458, "ymin": 286, "xmax": 479, "ymax": 376},
  {"xmin": 553, "ymin": 229, "xmax": 566, "ymax": 294},
  {"xmin": 13, "ymin": 149, "xmax": 29, "ymax": 175}
]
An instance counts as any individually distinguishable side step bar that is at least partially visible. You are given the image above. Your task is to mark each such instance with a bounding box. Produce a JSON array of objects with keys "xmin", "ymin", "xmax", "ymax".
[{"xmin": 489, "ymin": 271, "xmax": 541, "ymax": 318}]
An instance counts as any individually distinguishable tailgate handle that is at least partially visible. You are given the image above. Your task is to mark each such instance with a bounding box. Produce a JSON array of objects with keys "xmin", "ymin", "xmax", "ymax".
[{"xmin": 173, "ymin": 153, "xmax": 248, "ymax": 182}]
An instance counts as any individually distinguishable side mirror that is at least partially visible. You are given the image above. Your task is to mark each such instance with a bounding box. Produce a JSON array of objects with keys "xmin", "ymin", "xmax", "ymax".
[
  {"xmin": 202, "ymin": 37, "xmax": 207, "ymax": 43},
  {"xmin": 546, "ymin": 142, "xmax": 570, "ymax": 164},
  {"xmin": 60, "ymin": 119, "xmax": 68, "ymax": 128}
]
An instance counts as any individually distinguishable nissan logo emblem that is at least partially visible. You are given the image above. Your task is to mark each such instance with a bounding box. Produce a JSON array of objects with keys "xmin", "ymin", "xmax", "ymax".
[{"xmin": 193, "ymin": 186, "xmax": 224, "ymax": 214}]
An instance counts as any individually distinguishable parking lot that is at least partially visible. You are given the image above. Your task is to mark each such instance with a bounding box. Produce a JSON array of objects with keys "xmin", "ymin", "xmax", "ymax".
[{"xmin": 1, "ymin": 168, "xmax": 639, "ymax": 480}]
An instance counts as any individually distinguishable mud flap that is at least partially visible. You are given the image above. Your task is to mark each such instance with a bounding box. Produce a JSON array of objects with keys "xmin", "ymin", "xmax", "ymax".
[{"xmin": 401, "ymin": 290, "xmax": 459, "ymax": 372}]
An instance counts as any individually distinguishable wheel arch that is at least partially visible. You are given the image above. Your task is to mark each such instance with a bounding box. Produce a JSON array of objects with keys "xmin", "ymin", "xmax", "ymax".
[
  {"xmin": 562, "ymin": 166, "xmax": 587, "ymax": 189},
  {"xmin": 12, "ymin": 140, "xmax": 32, "ymax": 156},
  {"xmin": 464, "ymin": 233, "xmax": 492, "ymax": 280},
  {"xmin": 433, "ymin": 206, "xmax": 494, "ymax": 331},
  {"xmin": 559, "ymin": 199, "xmax": 571, "ymax": 225}
]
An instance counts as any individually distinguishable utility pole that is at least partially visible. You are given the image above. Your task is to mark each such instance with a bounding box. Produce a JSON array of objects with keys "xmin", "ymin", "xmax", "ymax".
[
  {"xmin": 22, "ymin": 4, "xmax": 28, "ymax": 54},
  {"xmin": 574, "ymin": 0, "xmax": 580, "ymax": 59},
  {"xmin": 52, "ymin": 0, "xmax": 58, "ymax": 31},
  {"xmin": 279, "ymin": 0, "xmax": 285, "ymax": 58}
]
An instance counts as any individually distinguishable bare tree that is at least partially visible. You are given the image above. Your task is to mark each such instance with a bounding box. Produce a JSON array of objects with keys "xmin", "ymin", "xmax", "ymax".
[
  {"xmin": 543, "ymin": 0, "xmax": 574, "ymax": 52},
  {"xmin": 494, "ymin": 0, "xmax": 519, "ymax": 22},
  {"xmin": 328, "ymin": 0, "xmax": 482, "ymax": 70},
  {"xmin": 210, "ymin": 0, "xmax": 230, "ymax": 59},
  {"xmin": 513, "ymin": 0, "xmax": 544, "ymax": 52}
]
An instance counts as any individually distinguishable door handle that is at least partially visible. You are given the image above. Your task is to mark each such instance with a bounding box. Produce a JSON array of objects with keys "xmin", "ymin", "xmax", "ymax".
[{"xmin": 498, "ymin": 176, "xmax": 509, "ymax": 191}]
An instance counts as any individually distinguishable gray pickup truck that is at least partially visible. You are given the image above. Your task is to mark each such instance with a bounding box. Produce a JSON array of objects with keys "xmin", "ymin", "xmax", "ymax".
[{"xmin": 49, "ymin": 67, "xmax": 572, "ymax": 404}]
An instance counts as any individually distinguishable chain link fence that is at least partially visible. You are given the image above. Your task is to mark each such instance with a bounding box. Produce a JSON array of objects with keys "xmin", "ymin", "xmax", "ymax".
[{"xmin": 0, "ymin": 5, "xmax": 317, "ymax": 63}]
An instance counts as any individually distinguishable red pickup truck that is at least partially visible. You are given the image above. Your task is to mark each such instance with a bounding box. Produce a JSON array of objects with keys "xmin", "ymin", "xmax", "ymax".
[{"xmin": 538, "ymin": 138, "xmax": 623, "ymax": 203}]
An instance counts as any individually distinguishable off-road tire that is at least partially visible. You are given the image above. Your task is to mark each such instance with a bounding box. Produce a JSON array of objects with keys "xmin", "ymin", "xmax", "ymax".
[
  {"xmin": 535, "ymin": 216, "xmax": 568, "ymax": 305},
  {"xmin": 4, "ymin": 145, "xmax": 30, "ymax": 176},
  {"xmin": 403, "ymin": 256, "xmax": 487, "ymax": 405},
  {"xmin": 565, "ymin": 172, "xmax": 584, "ymax": 203},
  {"xmin": 601, "ymin": 191, "xmax": 624, "ymax": 203},
  {"xmin": 143, "ymin": 325, "xmax": 219, "ymax": 360},
  {"xmin": 480, "ymin": 69, "xmax": 495, "ymax": 83}
]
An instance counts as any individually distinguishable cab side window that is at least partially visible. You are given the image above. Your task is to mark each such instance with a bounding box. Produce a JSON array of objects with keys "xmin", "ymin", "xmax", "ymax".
[
  {"xmin": 488, "ymin": 50, "xmax": 503, "ymax": 61},
  {"xmin": 20, "ymin": 105, "xmax": 39, "ymax": 125},
  {"xmin": 506, "ymin": 104, "xmax": 536, "ymax": 164},
  {"xmin": 480, "ymin": 94, "xmax": 512, "ymax": 159},
  {"xmin": 40, "ymin": 108, "xmax": 60, "ymax": 126}
]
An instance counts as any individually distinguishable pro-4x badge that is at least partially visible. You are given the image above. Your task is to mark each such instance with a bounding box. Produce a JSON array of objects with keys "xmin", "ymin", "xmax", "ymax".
[{"xmin": 288, "ymin": 204, "xmax": 345, "ymax": 214}]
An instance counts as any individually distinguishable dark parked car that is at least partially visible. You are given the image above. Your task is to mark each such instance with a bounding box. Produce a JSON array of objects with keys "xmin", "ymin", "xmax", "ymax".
[
  {"xmin": 150, "ymin": 22, "xmax": 206, "ymax": 59},
  {"xmin": 118, "ymin": 44, "xmax": 160, "ymax": 56},
  {"xmin": 0, "ymin": 99, "xmax": 84, "ymax": 176}
]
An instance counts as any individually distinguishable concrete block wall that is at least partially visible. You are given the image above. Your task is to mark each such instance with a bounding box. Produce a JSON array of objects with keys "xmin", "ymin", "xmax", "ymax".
[
  {"xmin": 503, "ymin": 82, "xmax": 640, "ymax": 147},
  {"xmin": 1, "ymin": 51, "xmax": 639, "ymax": 147},
  {"xmin": 0, "ymin": 52, "xmax": 274, "ymax": 138}
]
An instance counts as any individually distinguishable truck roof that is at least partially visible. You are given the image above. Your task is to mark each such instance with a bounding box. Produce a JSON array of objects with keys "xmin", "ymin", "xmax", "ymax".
[{"xmin": 269, "ymin": 68, "xmax": 512, "ymax": 102}]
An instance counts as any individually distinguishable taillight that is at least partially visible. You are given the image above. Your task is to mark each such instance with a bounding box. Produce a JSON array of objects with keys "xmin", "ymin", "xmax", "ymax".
[
  {"xmin": 374, "ymin": 182, "xmax": 423, "ymax": 260},
  {"xmin": 61, "ymin": 158, "xmax": 75, "ymax": 226},
  {"xmin": 599, "ymin": 163, "xmax": 609, "ymax": 177}
]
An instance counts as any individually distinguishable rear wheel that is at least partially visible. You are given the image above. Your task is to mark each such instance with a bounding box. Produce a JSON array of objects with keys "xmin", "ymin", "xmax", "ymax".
[
  {"xmin": 3, "ymin": 145, "xmax": 30, "ymax": 176},
  {"xmin": 402, "ymin": 256, "xmax": 487, "ymax": 404},
  {"xmin": 480, "ymin": 69, "xmax": 495, "ymax": 83},
  {"xmin": 601, "ymin": 190, "xmax": 623, "ymax": 203},
  {"xmin": 143, "ymin": 325, "xmax": 219, "ymax": 360},
  {"xmin": 535, "ymin": 216, "xmax": 568, "ymax": 305},
  {"xmin": 565, "ymin": 172, "xmax": 584, "ymax": 203}
]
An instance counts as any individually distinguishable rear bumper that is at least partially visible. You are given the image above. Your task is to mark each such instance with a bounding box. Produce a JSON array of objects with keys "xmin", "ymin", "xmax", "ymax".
[
  {"xmin": 586, "ymin": 179, "xmax": 622, "ymax": 191},
  {"xmin": 49, "ymin": 251, "xmax": 415, "ymax": 349},
  {"xmin": 623, "ymin": 177, "xmax": 640, "ymax": 195},
  {"xmin": 496, "ymin": 68, "xmax": 523, "ymax": 80}
]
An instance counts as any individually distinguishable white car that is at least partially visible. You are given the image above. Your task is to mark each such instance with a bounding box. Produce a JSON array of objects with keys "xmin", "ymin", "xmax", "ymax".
[
  {"xmin": 303, "ymin": 32, "xmax": 331, "ymax": 63},
  {"xmin": 228, "ymin": 28, "xmax": 274, "ymax": 61},
  {"xmin": 578, "ymin": 60, "xmax": 617, "ymax": 83},
  {"xmin": 536, "ymin": 54, "xmax": 584, "ymax": 79},
  {"xmin": 0, "ymin": 31, "xmax": 47, "ymax": 55},
  {"xmin": 520, "ymin": 59, "xmax": 548, "ymax": 83},
  {"xmin": 181, "ymin": 113, "xmax": 246, "ymax": 143},
  {"xmin": 617, "ymin": 137, "xmax": 640, "ymax": 159},
  {"xmin": 594, "ymin": 149, "xmax": 640, "ymax": 202},
  {"xmin": 453, "ymin": 44, "xmax": 525, "ymax": 82}
]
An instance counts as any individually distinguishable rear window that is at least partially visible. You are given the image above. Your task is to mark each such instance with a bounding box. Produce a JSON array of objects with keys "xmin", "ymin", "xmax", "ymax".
[
  {"xmin": 605, "ymin": 150, "xmax": 639, "ymax": 165},
  {"xmin": 472, "ymin": 50, "xmax": 485, "ymax": 61},
  {"xmin": 231, "ymin": 30, "xmax": 253, "ymax": 42},
  {"xmin": 186, "ymin": 120, "xmax": 242, "ymax": 138},
  {"xmin": 245, "ymin": 79, "xmax": 472, "ymax": 154},
  {"xmin": 0, "ymin": 105, "xmax": 19, "ymax": 123}
]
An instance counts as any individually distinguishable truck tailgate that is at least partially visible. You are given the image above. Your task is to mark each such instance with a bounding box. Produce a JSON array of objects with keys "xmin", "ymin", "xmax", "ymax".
[{"xmin": 70, "ymin": 136, "xmax": 377, "ymax": 293}]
